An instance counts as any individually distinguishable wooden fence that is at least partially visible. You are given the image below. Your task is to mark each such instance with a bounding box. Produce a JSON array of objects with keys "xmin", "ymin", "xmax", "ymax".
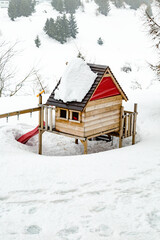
[
  {"xmin": 119, "ymin": 103, "xmax": 138, "ymax": 147},
  {"xmin": 0, "ymin": 107, "xmax": 40, "ymax": 121}
]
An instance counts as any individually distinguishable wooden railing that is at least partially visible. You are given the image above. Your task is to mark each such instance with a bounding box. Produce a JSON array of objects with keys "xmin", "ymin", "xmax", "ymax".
[
  {"xmin": 123, "ymin": 110, "xmax": 135, "ymax": 138},
  {"xmin": 39, "ymin": 104, "xmax": 55, "ymax": 131},
  {"xmin": 0, "ymin": 107, "xmax": 40, "ymax": 121},
  {"xmin": 119, "ymin": 104, "xmax": 138, "ymax": 147}
]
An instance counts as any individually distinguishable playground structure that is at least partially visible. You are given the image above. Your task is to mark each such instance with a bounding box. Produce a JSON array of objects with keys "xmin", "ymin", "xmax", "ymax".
[{"xmin": 0, "ymin": 64, "xmax": 138, "ymax": 155}]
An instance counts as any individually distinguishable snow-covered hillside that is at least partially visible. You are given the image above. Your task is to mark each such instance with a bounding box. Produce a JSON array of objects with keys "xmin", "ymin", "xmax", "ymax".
[
  {"xmin": 0, "ymin": 1, "xmax": 160, "ymax": 240},
  {"xmin": 0, "ymin": 1, "xmax": 157, "ymax": 93}
]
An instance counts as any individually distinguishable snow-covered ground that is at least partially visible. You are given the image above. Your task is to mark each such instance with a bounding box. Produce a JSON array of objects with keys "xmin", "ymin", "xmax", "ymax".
[{"xmin": 0, "ymin": 1, "xmax": 160, "ymax": 240}]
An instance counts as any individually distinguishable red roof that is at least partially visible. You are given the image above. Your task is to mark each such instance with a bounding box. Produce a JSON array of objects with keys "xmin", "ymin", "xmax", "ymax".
[{"xmin": 90, "ymin": 76, "xmax": 120, "ymax": 101}]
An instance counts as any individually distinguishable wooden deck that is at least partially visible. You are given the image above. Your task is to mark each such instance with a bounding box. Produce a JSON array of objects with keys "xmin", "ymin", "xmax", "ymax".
[
  {"xmin": 38, "ymin": 102, "xmax": 138, "ymax": 154},
  {"xmin": 38, "ymin": 126, "xmax": 120, "ymax": 141}
]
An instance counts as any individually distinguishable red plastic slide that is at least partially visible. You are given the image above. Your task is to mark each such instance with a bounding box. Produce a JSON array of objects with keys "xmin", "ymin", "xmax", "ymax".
[{"xmin": 17, "ymin": 125, "xmax": 39, "ymax": 144}]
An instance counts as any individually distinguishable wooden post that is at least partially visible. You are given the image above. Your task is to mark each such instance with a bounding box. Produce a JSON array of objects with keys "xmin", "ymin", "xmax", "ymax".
[
  {"xmin": 132, "ymin": 103, "xmax": 138, "ymax": 145},
  {"xmin": 124, "ymin": 114, "xmax": 128, "ymax": 138},
  {"xmin": 41, "ymin": 105, "xmax": 44, "ymax": 129},
  {"xmin": 49, "ymin": 108, "xmax": 53, "ymax": 131},
  {"xmin": 75, "ymin": 139, "xmax": 78, "ymax": 144},
  {"xmin": 128, "ymin": 114, "xmax": 131, "ymax": 137},
  {"xmin": 39, "ymin": 95, "xmax": 42, "ymax": 155},
  {"xmin": 119, "ymin": 106, "xmax": 124, "ymax": 148},
  {"xmin": 45, "ymin": 106, "xmax": 48, "ymax": 130},
  {"xmin": 39, "ymin": 95, "xmax": 42, "ymax": 126},
  {"xmin": 130, "ymin": 114, "xmax": 133, "ymax": 137},
  {"xmin": 38, "ymin": 130, "xmax": 43, "ymax": 155},
  {"xmin": 80, "ymin": 139, "xmax": 88, "ymax": 154}
]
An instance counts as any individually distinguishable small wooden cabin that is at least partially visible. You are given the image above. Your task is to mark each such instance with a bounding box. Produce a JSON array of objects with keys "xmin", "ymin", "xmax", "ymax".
[
  {"xmin": 46, "ymin": 63, "xmax": 128, "ymax": 138},
  {"xmin": 37, "ymin": 63, "xmax": 137, "ymax": 154}
]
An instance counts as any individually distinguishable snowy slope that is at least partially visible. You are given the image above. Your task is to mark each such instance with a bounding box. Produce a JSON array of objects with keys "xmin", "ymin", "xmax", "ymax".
[
  {"xmin": 0, "ymin": 1, "xmax": 157, "ymax": 94},
  {"xmin": 0, "ymin": 88, "xmax": 160, "ymax": 239},
  {"xmin": 0, "ymin": 1, "xmax": 160, "ymax": 240}
]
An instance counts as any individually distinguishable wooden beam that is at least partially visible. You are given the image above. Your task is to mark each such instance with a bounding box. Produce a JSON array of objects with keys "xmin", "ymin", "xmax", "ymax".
[
  {"xmin": 119, "ymin": 106, "xmax": 124, "ymax": 148},
  {"xmin": 124, "ymin": 114, "xmax": 128, "ymax": 138},
  {"xmin": 84, "ymin": 114, "xmax": 120, "ymax": 129},
  {"xmin": 41, "ymin": 106, "xmax": 44, "ymax": 129},
  {"xmin": 46, "ymin": 128, "xmax": 86, "ymax": 140},
  {"xmin": 0, "ymin": 107, "xmax": 40, "ymax": 119},
  {"xmin": 39, "ymin": 95, "xmax": 42, "ymax": 127},
  {"xmin": 128, "ymin": 114, "xmax": 131, "ymax": 137},
  {"xmin": 86, "ymin": 95, "xmax": 122, "ymax": 107},
  {"xmin": 38, "ymin": 129, "xmax": 43, "ymax": 155},
  {"xmin": 83, "ymin": 109, "xmax": 120, "ymax": 123},
  {"xmin": 85, "ymin": 99, "xmax": 122, "ymax": 112},
  {"xmin": 85, "ymin": 123, "xmax": 120, "ymax": 137},
  {"xmin": 45, "ymin": 106, "xmax": 48, "ymax": 130},
  {"xmin": 132, "ymin": 103, "xmax": 138, "ymax": 145},
  {"xmin": 39, "ymin": 95, "xmax": 42, "ymax": 155},
  {"xmin": 87, "ymin": 127, "xmax": 119, "ymax": 139},
  {"xmin": 80, "ymin": 139, "xmax": 88, "ymax": 154},
  {"xmin": 49, "ymin": 108, "xmax": 53, "ymax": 131},
  {"xmin": 107, "ymin": 68, "xmax": 128, "ymax": 102},
  {"xmin": 84, "ymin": 104, "xmax": 121, "ymax": 117}
]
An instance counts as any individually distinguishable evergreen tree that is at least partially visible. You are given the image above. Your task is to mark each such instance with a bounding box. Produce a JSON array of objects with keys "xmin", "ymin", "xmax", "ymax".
[
  {"xmin": 124, "ymin": 0, "xmax": 152, "ymax": 11},
  {"xmin": 8, "ymin": 0, "xmax": 35, "ymax": 20},
  {"xmin": 8, "ymin": 0, "xmax": 19, "ymax": 21},
  {"xmin": 44, "ymin": 14, "xmax": 78, "ymax": 44},
  {"xmin": 111, "ymin": 0, "xmax": 124, "ymax": 8},
  {"xmin": 62, "ymin": 14, "xmax": 70, "ymax": 39},
  {"xmin": 94, "ymin": 0, "xmax": 110, "ymax": 16},
  {"xmin": 44, "ymin": 18, "xmax": 56, "ymax": 38},
  {"xmin": 48, "ymin": 18, "xmax": 56, "ymax": 38},
  {"xmin": 35, "ymin": 35, "xmax": 41, "ymax": 48},
  {"xmin": 55, "ymin": 16, "xmax": 66, "ymax": 43},
  {"xmin": 68, "ymin": 14, "xmax": 78, "ymax": 38},
  {"xmin": 64, "ymin": 0, "xmax": 81, "ymax": 13},
  {"xmin": 51, "ymin": 0, "xmax": 64, "ymax": 13},
  {"xmin": 124, "ymin": 0, "xmax": 141, "ymax": 10},
  {"xmin": 97, "ymin": 37, "xmax": 103, "ymax": 45},
  {"xmin": 44, "ymin": 19, "xmax": 50, "ymax": 35}
]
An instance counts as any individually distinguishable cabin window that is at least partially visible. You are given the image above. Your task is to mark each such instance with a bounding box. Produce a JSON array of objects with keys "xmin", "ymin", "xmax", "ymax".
[
  {"xmin": 72, "ymin": 112, "xmax": 79, "ymax": 121},
  {"xmin": 60, "ymin": 109, "xmax": 67, "ymax": 119},
  {"xmin": 69, "ymin": 110, "xmax": 80, "ymax": 122}
]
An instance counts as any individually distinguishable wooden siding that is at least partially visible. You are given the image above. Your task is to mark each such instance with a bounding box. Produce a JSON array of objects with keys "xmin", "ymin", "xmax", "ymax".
[
  {"xmin": 55, "ymin": 107, "xmax": 85, "ymax": 137},
  {"xmin": 84, "ymin": 95, "xmax": 122, "ymax": 137},
  {"xmin": 55, "ymin": 95, "xmax": 122, "ymax": 138}
]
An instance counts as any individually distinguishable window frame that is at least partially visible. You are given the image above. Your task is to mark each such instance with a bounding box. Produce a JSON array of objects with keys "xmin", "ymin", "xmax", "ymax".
[
  {"xmin": 58, "ymin": 108, "xmax": 68, "ymax": 120},
  {"xmin": 69, "ymin": 110, "xmax": 81, "ymax": 123}
]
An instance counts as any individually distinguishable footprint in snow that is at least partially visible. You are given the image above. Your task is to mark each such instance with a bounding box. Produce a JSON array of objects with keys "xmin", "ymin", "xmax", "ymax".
[
  {"xmin": 28, "ymin": 207, "xmax": 37, "ymax": 214},
  {"xmin": 90, "ymin": 224, "xmax": 113, "ymax": 237},
  {"xmin": 57, "ymin": 226, "xmax": 79, "ymax": 238},
  {"xmin": 25, "ymin": 225, "xmax": 41, "ymax": 235},
  {"xmin": 0, "ymin": 196, "xmax": 9, "ymax": 201},
  {"xmin": 147, "ymin": 210, "xmax": 160, "ymax": 232},
  {"xmin": 90, "ymin": 205, "xmax": 106, "ymax": 213}
]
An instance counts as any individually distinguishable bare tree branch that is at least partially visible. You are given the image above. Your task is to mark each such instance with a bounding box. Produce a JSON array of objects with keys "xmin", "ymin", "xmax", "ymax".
[{"xmin": 145, "ymin": 1, "xmax": 160, "ymax": 80}]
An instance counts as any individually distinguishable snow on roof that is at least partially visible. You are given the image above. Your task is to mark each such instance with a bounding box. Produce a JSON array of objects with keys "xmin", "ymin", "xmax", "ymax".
[{"xmin": 54, "ymin": 58, "xmax": 97, "ymax": 103}]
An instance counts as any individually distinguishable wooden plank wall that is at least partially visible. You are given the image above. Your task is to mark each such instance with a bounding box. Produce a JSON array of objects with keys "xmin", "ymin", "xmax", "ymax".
[
  {"xmin": 55, "ymin": 108, "xmax": 85, "ymax": 137},
  {"xmin": 55, "ymin": 95, "xmax": 122, "ymax": 138},
  {"xmin": 83, "ymin": 95, "xmax": 122, "ymax": 137}
]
